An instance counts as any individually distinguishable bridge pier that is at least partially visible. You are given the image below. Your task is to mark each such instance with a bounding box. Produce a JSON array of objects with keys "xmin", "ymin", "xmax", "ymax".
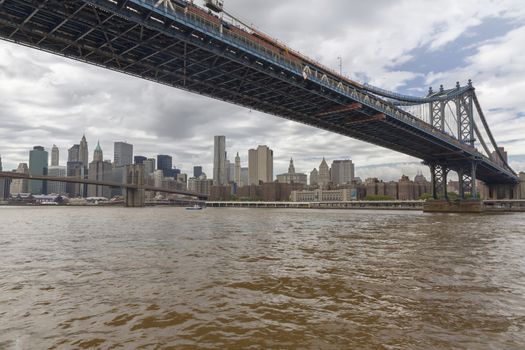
[
  {"xmin": 429, "ymin": 163, "xmax": 449, "ymax": 200},
  {"xmin": 124, "ymin": 164, "xmax": 145, "ymax": 207}
]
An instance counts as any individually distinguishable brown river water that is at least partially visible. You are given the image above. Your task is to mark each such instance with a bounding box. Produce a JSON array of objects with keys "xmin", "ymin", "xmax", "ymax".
[{"xmin": 0, "ymin": 207, "xmax": 524, "ymax": 349}]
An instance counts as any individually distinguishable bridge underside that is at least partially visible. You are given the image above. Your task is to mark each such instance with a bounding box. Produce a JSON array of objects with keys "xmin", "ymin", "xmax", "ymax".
[{"xmin": 0, "ymin": 0, "xmax": 517, "ymax": 185}]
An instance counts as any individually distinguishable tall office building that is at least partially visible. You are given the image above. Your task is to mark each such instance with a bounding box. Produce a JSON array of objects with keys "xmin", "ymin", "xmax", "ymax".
[
  {"xmin": 157, "ymin": 155, "xmax": 173, "ymax": 177},
  {"xmin": 114, "ymin": 141, "xmax": 133, "ymax": 167},
  {"xmin": 51, "ymin": 144, "xmax": 59, "ymax": 166},
  {"xmin": 134, "ymin": 155, "xmax": 147, "ymax": 164},
  {"xmin": 79, "ymin": 135, "xmax": 89, "ymax": 166},
  {"xmin": 248, "ymin": 145, "xmax": 273, "ymax": 184},
  {"xmin": 193, "ymin": 166, "xmax": 203, "ymax": 178},
  {"xmin": 47, "ymin": 166, "xmax": 67, "ymax": 194},
  {"xmin": 29, "ymin": 146, "xmax": 48, "ymax": 195},
  {"xmin": 310, "ymin": 168, "xmax": 319, "ymax": 186},
  {"xmin": 68, "ymin": 144, "xmax": 80, "ymax": 162},
  {"xmin": 213, "ymin": 136, "xmax": 227, "ymax": 186},
  {"xmin": 67, "ymin": 144, "xmax": 83, "ymax": 197},
  {"xmin": 248, "ymin": 148, "xmax": 258, "ymax": 185},
  {"xmin": 276, "ymin": 158, "xmax": 307, "ymax": 185},
  {"xmin": 318, "ymin": 158, "xmax": 330, "ymax": 188},
  {"xmin": 330, "ymin": 160, "xmax": 354, "ymax": 185},
  {"xmin": 10, "ymin": 163, "xmax": 29, "ymax": 194},
  {"xmin": 227, "ymin": 160, "xmax": 235, "ymax": 183},
  {"xmin": 234, "ymin": 153, "xmax": 241, "ymax": 185},
  {"xmin": 144, "ymin": 158, "xmax": 156, "ymax": 175},
  {"xmin": 93, "ymin": 141, "xmax": 103, "ymax": 162},
  {"xmin": 88, "ymin": 143, "xmax": 112, "ymax": 198},
  {"xmin": 240, "ymin": 167, "xmax": 249, "ymax": 187}
]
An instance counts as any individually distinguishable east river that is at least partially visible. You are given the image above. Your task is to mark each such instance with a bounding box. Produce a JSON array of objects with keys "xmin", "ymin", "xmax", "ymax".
[{"xmin": 0, "ymin": 207, "xmax": 524, "ymax": 349}]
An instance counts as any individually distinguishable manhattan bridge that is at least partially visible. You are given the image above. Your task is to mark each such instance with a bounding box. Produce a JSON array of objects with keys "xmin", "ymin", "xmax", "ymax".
[{"xmin": 0, "ymin": 0, "xmax": 520, "ymax": 207}]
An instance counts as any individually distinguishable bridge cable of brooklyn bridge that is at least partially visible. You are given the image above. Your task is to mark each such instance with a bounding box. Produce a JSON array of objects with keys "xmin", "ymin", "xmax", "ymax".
[{"xmin": 0, "ymin": 0, "xmax": 520, "ymax": 208}]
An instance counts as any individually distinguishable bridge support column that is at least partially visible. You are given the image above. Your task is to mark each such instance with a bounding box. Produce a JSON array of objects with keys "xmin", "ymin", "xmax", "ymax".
[
  {"xmin": 458, "ymin": 161, "xmax": 478, "ymax": 200},
  {"xmin": 124, "ymin": 164, "xmax": 145, "ymax": 207},
  {"xmin": 429, "ymin": 164, "xmax": 449, "ymax": 200}
]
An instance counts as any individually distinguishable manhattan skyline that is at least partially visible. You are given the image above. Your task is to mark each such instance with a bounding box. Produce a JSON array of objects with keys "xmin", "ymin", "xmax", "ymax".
[{"xmin": 1, "ymin": 0, "xmax": 524, "ymax": 180}]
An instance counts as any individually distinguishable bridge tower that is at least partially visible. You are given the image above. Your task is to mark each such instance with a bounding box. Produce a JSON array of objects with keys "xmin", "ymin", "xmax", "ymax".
[
  {"xmin": 427, "ymin": 81, "xmax": 477, "ymax": 201},
  {"xmin": 124, "ymin": 164, "xmax": 145, "ymax": 207}
]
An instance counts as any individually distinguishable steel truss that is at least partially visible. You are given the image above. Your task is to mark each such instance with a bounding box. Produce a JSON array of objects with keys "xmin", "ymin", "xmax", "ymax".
[{"xmin": 0, "ymin": 0, "xmax": 518, "ymax": 186}]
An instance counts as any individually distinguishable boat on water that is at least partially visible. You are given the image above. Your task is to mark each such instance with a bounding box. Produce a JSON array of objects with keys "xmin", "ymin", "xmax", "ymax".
[{"xmin": 186, "ymin": 204, "xmax": 203, "ymax": 211}]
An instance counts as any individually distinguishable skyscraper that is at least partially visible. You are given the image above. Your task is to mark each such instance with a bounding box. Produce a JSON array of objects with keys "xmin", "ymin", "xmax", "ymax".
[
  {"xmin": 79, "ymin": 134, "xmax": 89, "ymax": 166},
  {"xmin": 157, "ymin": 155, "xmax": 173, "ymax": 177},
  {"xmin": 318, "ymin": 158, "xmax": 330, "ymax": 188},
  {"xmin": 47, "ymin": 166, "xmax": 67, "ymax": 194},
  {"xmin": 51, "ymin": 144, "xmax": 59, "ymax": 166},
  {"xmin": 134, "ymin": 156, "xmax": 147, "ymax": 164},
  {"xmin": 67, "ymin": 144, "xmax": 83, "ymax": 197},
  {"xmin": 93, "ymin": 141, "xmax": 103, "ymax": 162},
  {"xmin": 114, "ymin": 141, "xmax": 133, "ymax": 167},
  {"xmin": 29, "ymin": 146, "xmax": 48, "ymax": 195},
  {"xmin": 310, "ymin": 168, "xmax": 319, "ymax": 186},
  {"xmin": 234, "ymin": 153, "xmax": 241, "ymax": 185},
  {"xmin": 144, "ymin": 158, "xmax": 156, "ymax": 175},
  {"xmin": 193, "ymin": 166, "xmax": 203, "ymax": 178},
  {"xmin": 248, "ymin": 145, "xmax": 273, "ymax": 184},
  {"xmin": 88, "ymin": 143, "xmax": 112, "ymax": 198},
  {"xmin": 213, "ymin": 136, "xmax": 227, "ymax": 186},
  {"xmin": 330, "ymin": 160, "xmax": 354, "ymax": 185},
  {"xmin": 248, "ymin": 148, "xmax": 258, "ymax": 185},
  {"xmin": 68, "ymin": 144, "xmax": 80, "ymax": 162},
  {"xmin": 10, "ymin": 163, "xmax": 29, "ymax": 194}
]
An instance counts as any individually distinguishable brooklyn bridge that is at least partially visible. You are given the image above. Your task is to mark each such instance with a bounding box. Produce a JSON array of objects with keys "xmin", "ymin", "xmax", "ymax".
[{"xmin": 0, "ymin": 0, "xmax": 521, "ymax": 208}]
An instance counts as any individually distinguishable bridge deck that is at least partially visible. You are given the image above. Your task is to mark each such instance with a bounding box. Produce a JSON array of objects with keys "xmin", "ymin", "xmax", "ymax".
[{"xmin": 0, "ymin": 0, "xmax": 517, "ymax": 184}]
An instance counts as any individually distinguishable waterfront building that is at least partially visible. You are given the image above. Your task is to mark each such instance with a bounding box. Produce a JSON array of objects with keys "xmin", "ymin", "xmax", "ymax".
[
  {"xmin": 210, "ymin": 185, "xmax": 232, "ymax": 201},
  {"xmin": 310, "ymin": 168, "xmax": 319, "ymax": 186},
  {"xmin": 520, "ymin": 172, "xmax": 525, "ymax": 199},
  {"xmin": 386, "ymin": 181, "xmax": 399, "ymax": 199},
  {"xmin": 157, "ymin": 155, "xmax": 173, "ymax": 177},
  {"xmin": 134, "ymin": 155, "xmax": 147, "ymax": 164},
  {"xmin": 276, "ymin": 158, "xmax": 307, "ymax": 185},
  {"xmin": 88, "ymin": 142, "xmax": 112, "ymax": 198},
  {"xmin": 114, "ymin": 141, "xmax": 133, "ymax": 167},
  {"xmin": 0, "ymin": 156, "xmax": 11, "ymax": 200},
  {"xmin": 51, "ymin": 144, "xmax": 59, "ymax": 166},
  {"xmin": 398, "ymin": 175, "xmax": 416, "ymax": 200},
  {"xmin": 188, "ymin": 175, "xmax": 213, "ymax": 195},
  {"xmin": 234, "ymin": 153, "xmax": 241, "ymax": 185},
  {"xmin": 291, "ymin": 188, "xmax": 351, "ymax": 202},
  {"xmin": 330, "ymin": 160, "xmax": 354, "ymax": 185},
  {"xmin": 177, "ymin": 173, "xmax": 188, "ymax": 188},
  {"xmin": 47, "ymin": 166, "xmax": 67, "ymax": 195},
  {"xmin": 29, "ymin": 146, "xmax": 48, "ymax": 195},
  {"xmin": 240, "ymin": 167, "xmax": 249, "ymax": 187},
  {"xmin": 414, "ymin": 172, "xmax": 432, "ymax": 198},
  {"xmin": 490, "ymin": 147, "xmax": 508, "ymax": 167},
  {"xmin": 248, "ymin": 145, "xmax": 273, "ymax": 184},
  {"xmin": 9, "ymin": 163, "xmax": 29, "ymax": 194},
  {"xmin": 213, "ymin": 136, "xmax": 227, "ymax": 186},
  {"xmin": 79, "ymin": 135, "xmax": 89, "ymax": 167},
  {"xmin": 262, "ymin": 181, "xmax": 304, "ymax": 201},
  {"xmin": 318, "ymin": 158, "xmax": 330, "ymax": 188},
  {"xmin": 144, "ymin": 158, "xmax": 156, "ymax": 175}
]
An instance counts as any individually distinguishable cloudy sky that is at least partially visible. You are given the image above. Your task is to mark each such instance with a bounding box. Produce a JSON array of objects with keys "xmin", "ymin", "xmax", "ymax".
[{"xmin": 1, "ymin": 0, "xmax": 524, "ymax": 180}]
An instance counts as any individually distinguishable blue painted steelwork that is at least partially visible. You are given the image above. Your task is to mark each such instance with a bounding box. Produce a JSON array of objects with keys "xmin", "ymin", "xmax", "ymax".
[{"xmin": 0, "ymin": 0, "xmax": 518, "ymax": 187}]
